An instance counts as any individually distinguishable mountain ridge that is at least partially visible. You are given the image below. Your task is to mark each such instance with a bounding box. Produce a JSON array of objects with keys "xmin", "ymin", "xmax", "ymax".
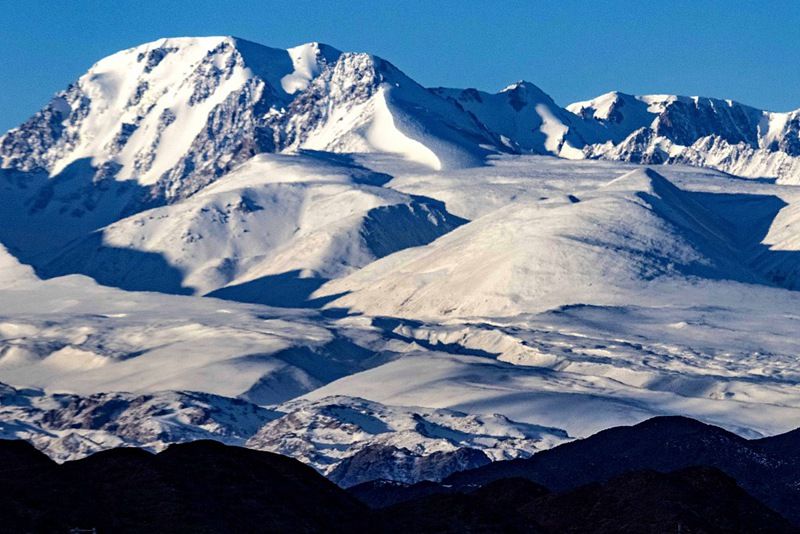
[
  {"xmin": 3, "ymin": 36, "xmax": 800, "ymax": 509},
  {"xmin": 354, "ymin": 415, "xmax": 800, "ymax": 526},
  {"xmin": 4, "ymin": 35, "xmax": 800, "ymax": 190},
  {"xmin": 1, "ymin": 419, "xmax": 797, "ymax": 532}
]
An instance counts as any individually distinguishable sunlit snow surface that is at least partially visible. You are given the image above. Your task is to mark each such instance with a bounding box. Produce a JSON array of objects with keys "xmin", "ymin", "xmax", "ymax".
[
  {"xmin": 4, "ymin": 36, "xmax": 800, "ymax": 481},
  {"xmin": 2, "ymin": 153, "xmax": 800, "ymax": 462}
]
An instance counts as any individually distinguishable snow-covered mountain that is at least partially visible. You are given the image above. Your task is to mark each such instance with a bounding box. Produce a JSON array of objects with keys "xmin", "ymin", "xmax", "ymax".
[
  {"xmin": 431, "ymin": 81, "xmax": 595, "ymax": 157},
  {"xmin": 247, "ymin": 396, "xmax": 568, "ymax": 486},
  {"xmin": 0, "ymin": 36, "xmax": 491, "ymax": 297},
  {"xmin": 317, "ymin": 168, "xmax": 776, "ymax": 318},
  {"xmin": 569, "ymin": 92, "xmax": 800, "ymax": 183},
  {"xmin": 3, "ymin": 35, "xmax": 800, "ymax": 200},
  {"xmin": 0, "ymin": 36, "xmax": 500, "ymax": 200},
  {"xmin": 3, "ymin": 36, "xmax": 800, "ymax": 487},
  {"xmin": 40, "ymin": 153, "xmax": 464, "ymax": 298},
  {"xmin": 0, "ymin": 381, "xmax": 567, "ymax": 485},
  {"xmin": 0, "ymin": 382, "xmax": 278, "ymax": 461},
  {"xmin": 3, "ymin": 35, "xmax": 800, "ymax": 231}
]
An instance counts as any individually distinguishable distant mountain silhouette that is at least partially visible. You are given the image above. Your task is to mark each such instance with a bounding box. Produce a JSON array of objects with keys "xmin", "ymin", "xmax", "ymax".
[
  {"xmin": 0, "ymin": 439, "xmax": 365, "ymax": 533},
  {"xmin": 375, "ymin": 468, "xmax": 794, "ymax": 533},
  {"xmin": 2, "ymin": 416, "xmax": 799, "ymax": 532},
  {"xmin": 355, "ymin": 416, "xmax": 800, "ymax": 526}
]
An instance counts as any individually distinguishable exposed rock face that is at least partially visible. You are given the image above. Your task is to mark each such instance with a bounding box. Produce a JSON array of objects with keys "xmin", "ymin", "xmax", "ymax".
[
  {"xmin": 0, "ymin": 36, "xmax": 501, "ymax": 210},
  {"xmin": 0, "ymin": 383, "xmax": 279, "ymax": 461},
  {"xmin": 0, "ymin": 385, "xmax": 567, "ymax": 485},
  {"xmin": 155, "ymin": 77, "xmax": 280, "ymax": 200},
  {"xmin": 245, "ymin": 396, "xmax": 568, "ymax": 484},
  {"xmin": 570, "ymin": 93, "xmax": 800, "ymax": 183},
  {"xmin": 328, "ymin": 444, "xmax": 491, "ymax": 488},
  {"xmin": 6, "ymin": 35, "xmax": 800, "ymax": 209},
  {"xmin": 0, "ymin": 87, "xmax": 89, "ymax": 173}
]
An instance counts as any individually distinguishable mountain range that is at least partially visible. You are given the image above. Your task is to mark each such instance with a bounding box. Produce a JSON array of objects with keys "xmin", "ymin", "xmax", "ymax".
[
  {"xmin": 3, "ymin": 416, "xmax": 798, "ymax": 531},
  {"xmin": 2, "ymin": 35, "xmax": 800, "ymax": 512}
]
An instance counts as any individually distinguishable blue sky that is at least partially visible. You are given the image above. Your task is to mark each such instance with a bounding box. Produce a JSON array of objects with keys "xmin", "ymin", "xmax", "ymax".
[{"xmin": 1, "ymin": 0, "xmax": 799, "ymax": 131}]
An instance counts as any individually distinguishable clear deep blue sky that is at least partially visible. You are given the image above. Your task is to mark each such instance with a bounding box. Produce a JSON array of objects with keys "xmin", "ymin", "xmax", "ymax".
[{"xmin": 2, "ymin": 0, "xmax": 799, "ymax": 131}]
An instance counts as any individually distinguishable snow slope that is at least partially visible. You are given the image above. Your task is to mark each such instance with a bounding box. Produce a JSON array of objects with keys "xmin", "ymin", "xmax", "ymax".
[
  {"xmin": 279, "ymin": 52, "xmax": 501, "ymax": 170},
  {"xmin": 40, "ymin": 153, "xmax": 464, "ymax": 299},
  {"xmin": 433, "ymin": 81, "xmax": 596, "ymax": 157},
  {"xmin": 317, "ymin": 168, "xmax": 762, "ymax": 318},
  {"xmin": 3, "ymin": 36, "xmax": 800, "ymax": 485},
  {"xmin": 303, "ymin": 282, "xmax": 800, "ymax": 439},
  {"xmin": 2, "ymin": 155, "xmax": 800, "ymax": 477},
  {"xmin": 0, "ymin": 244, "xmax": 37, "ymax": 288},
  {"xmin": 0, "ymin": 273, "xmax": 392, "ymax": 404},
  {"xmin": 0, "ymin": 36, "xmax": 502, "ymax": 208}
]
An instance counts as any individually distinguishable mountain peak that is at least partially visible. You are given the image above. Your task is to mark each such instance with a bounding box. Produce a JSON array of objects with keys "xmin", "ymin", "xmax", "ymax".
[
  {"xmin": 1, "ymin": 34, "xmax": 506, "ymax": 205},
  {"xmin": 500, "ymin": 80, "xmax": 531, "ymax": 92},
  {"xmin": 5, "ymin": 35, "xmax": 800, "ymax": 195},
  {"xmin": 498, "ymin": 80, "xmax": 552, "ymax": 102}
]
